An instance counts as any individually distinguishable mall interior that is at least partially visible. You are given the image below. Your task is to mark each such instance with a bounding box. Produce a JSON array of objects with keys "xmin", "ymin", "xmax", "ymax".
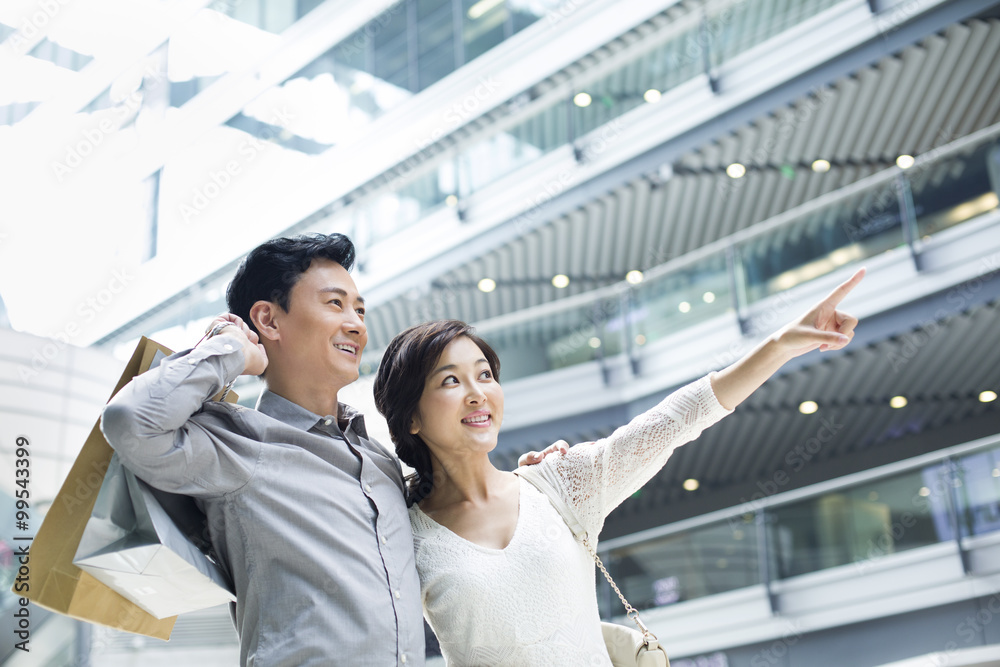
[{"xmin": 1, "ymin": 0, "xmax": 1000, "ymax": 665}]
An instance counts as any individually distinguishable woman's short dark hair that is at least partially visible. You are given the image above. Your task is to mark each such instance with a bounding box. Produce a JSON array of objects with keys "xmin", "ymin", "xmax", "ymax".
[
  {"xmin": 226, "ymin": 233, "xmax": 356, "ymax": 335},
  {"xmin": 373, "ymin": 320, "xmax": 501, "ymax": 506}
]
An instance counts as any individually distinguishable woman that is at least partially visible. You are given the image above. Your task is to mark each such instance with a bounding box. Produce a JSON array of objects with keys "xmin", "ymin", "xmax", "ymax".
[{"xmin": 373, "ymin": 269, "xmax": 864, "ymax": 666}]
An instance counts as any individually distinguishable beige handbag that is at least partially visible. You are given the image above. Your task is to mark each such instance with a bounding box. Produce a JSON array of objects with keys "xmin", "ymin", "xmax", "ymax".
[{"xmin": 515, "ymin": 469, "xmax": 670, "ymax": 667}]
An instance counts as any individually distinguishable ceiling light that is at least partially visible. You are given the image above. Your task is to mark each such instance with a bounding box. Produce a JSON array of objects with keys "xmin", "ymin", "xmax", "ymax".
[
  {"xmin": 635, "ymin": 334, "xmax": 646, "ymax": 346},
  {"xmin": 477, "ymin": 278, "xmax": 496, "ymax": 293},
  {"xmin": 992, "ymin": 469, "xmax": 999, "ymax": 478},
  {"xmin": 625, "ymin": 270, "xmax": 644, "ymax": 284},
  {"xmin": 588, "ymin": 337, "xmax": 601, "ymax": 349},
  {"xmin": 644, "ymin": 89, "xmax": 661, "ymax": 103},
  {"xmin": 799, "ymin": 401, "xmax": 818, "ymax": 415},
  {"xmin": 551, "ymin": 274, "xmax": 570, "ymax": 288},
  {"xmin": 811, "ymin": 159, "xmax": 831, "ymax": 173},
  {"xmin": 703, "ymin": 291, "xmax": 716, "ymax": 303},
  {"xmin": 574, "ymin": 92, "xmax": 592, "ymax": 107},
  {"xmin": 445, "ymin": 194, "xmax": 458, "ymax": 207},
  {"xmin": 467, "ymin": 0, "xmax": 503, "ymax": 19},
  {"xmin": 918, "ymin": 487, "xmax": 931, "ymax": 497},
  {"xmin": 896, "ymin": 154, "xmax": 915, "ymax": 169},
  {"xmin": 726, "ymin": 163, "xmax": 746, "ymax": 179},
  {"xmin": 678, "ymin": 301, "xmax": 691, "ymax": 313},
  {"xmin": 683, "ymin": 478, "xmax": 699, "ymax": 491},
  {"xmin": 980, "ymin": 390, "xmax": 997, "ymax": 403},
  {"xmin": 890, "ymin": 396, "xmax": 907, "ymax": 409}
]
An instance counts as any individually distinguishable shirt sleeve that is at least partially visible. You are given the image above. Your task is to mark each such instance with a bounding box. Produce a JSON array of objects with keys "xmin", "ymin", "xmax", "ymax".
[
  {"xmin": 544, "ymin": 373, "xmax": 733, "ymax": 538},
  {"xmin": 100, "ymin": 336, "xmax": 256, "ymax": 496}
]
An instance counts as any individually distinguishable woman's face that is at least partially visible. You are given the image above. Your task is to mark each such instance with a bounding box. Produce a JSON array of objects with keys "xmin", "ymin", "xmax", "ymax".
[{"xmin": 409, "ymin": 336, "xmax": 504, "ymax": 459}]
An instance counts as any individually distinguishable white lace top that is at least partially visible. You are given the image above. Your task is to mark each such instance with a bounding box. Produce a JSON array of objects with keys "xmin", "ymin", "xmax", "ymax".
[{"xmin": 409, "ymin": 374, "xmax": 732, "ymax": 666}]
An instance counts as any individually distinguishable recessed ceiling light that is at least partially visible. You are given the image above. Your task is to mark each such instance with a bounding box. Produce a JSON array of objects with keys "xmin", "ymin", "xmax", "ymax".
[
  {"xmin": 726, "ymin": 163, "xmax": 746, "ymax": 179},
  {"xmin": 980, "ymin": 390, "xmax": 997, "ymax": 403},
  {"xmin": 477, "ymin": 278, "xmax": 496, "ymax": 293},
  {"xmin": 811, "ymin": 159, "xmax": 831, "ymax": 173},
  {"xmin": 890, "ymin": 396, "xmax": 907, "ymax": 409},
  {"xmin": 678, "ymin": 301, "xmax": 691, "ymax": 313},
  {"xmin": 625, "ymin": 270, "xmax": 644, "ymax": 284},
  {"xmin": 896, "ymin": 154, "xmax": 915, "ymax": 169},
  {"xmin": 551, "ymin": 274, "xmax": 570, "ymax": 288},
  {"xmin": 799, "ymin": 401, "xmax": 818, "ymax": 415},
  {"xmin": 588, "ymin": 337, "xmax": 601, "ymax": 349},
  {"xmin": 635, "ymin": 334, "xmax": 646, "ymax": 346},
  {"xmin": 644, "ymin": 89, "xmax": 661, "ymax": 103},
  {"xmin": 683, "ymin": 478, "xmax": 699, "ymax": 491},
  {"xmin": 703, "ymin": 291, "xmax": 716, "ymax": 303},
  {"xmin": 919, "ymin": 486, "xmax": 931, "ymax": 497},
  {"xmin": 574, "ymin": 92, "xmax": 592, "ymax": 107},
  {"xmin": 445, "ymin": 194, "xmax": 458, "ymax": 207}
]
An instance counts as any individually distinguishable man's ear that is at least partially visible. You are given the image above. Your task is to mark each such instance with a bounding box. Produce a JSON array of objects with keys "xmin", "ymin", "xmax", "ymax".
[{"xmin": 250, "ymin": 301, "xmax": 281, "ymax": 342}]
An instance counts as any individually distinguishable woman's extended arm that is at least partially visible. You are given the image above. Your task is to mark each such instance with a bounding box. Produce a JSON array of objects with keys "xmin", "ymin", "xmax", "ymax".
[{"xmin": 711, "ymin": 268, "xmax": 864, "ymax": 411}]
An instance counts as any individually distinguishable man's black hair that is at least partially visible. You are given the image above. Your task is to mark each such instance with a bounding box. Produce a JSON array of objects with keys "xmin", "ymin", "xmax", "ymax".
[{"xmin": 226, "ymin": 233, "xmax": 356, "ymax": 335}]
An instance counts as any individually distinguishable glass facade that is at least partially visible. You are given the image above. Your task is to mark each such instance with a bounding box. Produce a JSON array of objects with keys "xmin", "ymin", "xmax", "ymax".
[
  {"xmin": 599, "ymin": 440, "xmax": 1000, "ymax": 616},
  {"xmin": 329, "ymin": 0, "xmax": 850, "ymax": 248},
  {"xmin": 449, "ymin": 131, "xmax": 1000, "ymax": 384}
]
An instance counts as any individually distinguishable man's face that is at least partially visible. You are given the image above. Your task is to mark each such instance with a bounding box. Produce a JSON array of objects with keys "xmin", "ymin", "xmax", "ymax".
[{"xmin": 275, "ymin": 258, "xmax": 367, "ymax": 390}]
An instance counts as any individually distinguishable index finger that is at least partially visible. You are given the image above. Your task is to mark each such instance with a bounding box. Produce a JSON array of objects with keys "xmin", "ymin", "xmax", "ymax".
[{"xmin": 821, "ymin": 267, "xmax": 866, "ymax": 308}]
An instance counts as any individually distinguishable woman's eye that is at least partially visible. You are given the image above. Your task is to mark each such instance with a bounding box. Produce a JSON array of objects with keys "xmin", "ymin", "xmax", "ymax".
[
  {"xmin": 442, "ymin": 375, "xmax": 458, "ymax": 385},
  {"xmin": 479, "ymin": 370, "xmax": 492, "ymax": 380}
]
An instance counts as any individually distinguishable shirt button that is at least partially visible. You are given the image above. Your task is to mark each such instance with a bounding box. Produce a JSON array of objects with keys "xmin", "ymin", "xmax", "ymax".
[
  {"xmin": 394, "ymin": 590, "xmax": 400, "ymax": 599},
  {"xmin": 224, "ymin": 344, "xmax": 233, "ymax": 351},
  {"xmin": 365, "ymin": 483, "xmax": 373, "ymax": 493},
  {"xmin": 187, "ymin": 358, "xmax": 197, "ymax": 365},
  {"xmin": 324, "ymin": 419, "xmax": 332, "ymax": 426},
  {"xmin": 380, "ymin": 535, "xmax": 387, "ymax": 545},
  {"xmin": 401, "ymin": 656, "xmax": 407, "ymax": 664}
]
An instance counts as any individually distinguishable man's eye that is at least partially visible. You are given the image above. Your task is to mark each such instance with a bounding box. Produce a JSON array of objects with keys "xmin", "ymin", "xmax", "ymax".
[
  {"xmin": 356, "ymin": 308, "xmax": 366, "ymax": 317},
  {"xmin": 328, "ymin": 299, "xmax": 342, "ymax": 307}
]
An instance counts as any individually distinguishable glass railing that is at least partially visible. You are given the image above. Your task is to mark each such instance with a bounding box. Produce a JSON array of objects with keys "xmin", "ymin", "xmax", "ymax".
[
  {"xmin": 596, "ymin": 437, "xmax": 1000, "ymax": 616},
  {"xmin": 343, "ymin": 0, "xmax": 850, "ymax": 247},
  {"xmin": 423, "ymin": 125, "xmax": 1000, "ymax": 384}
]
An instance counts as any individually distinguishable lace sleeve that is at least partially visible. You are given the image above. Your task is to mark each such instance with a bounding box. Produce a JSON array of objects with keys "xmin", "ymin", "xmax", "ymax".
[{"xmin": 546, "ymin": 373, "xmax": 733, "ymax": 538}]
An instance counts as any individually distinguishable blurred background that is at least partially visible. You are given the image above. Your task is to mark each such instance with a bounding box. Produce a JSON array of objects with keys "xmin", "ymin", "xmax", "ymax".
[{"xmin": 1, "ymin": 0, "xmax": 1000, "ymax": 664}]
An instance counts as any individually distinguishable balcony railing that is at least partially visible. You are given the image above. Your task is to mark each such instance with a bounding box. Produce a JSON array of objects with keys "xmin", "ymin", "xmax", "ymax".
[
  {"xmin": 346, "ymin": 0, "xmax": 851, "ymax": 249},
  {"xmin": 595, "ymin": 434, "xmax": 1000, "ymax": 617},
  {"xmin": 385, "ymin": 121, "xmax": 999, "ymax": 383}
]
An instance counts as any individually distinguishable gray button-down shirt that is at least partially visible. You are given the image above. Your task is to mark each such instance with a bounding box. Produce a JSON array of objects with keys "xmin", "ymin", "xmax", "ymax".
[{"xmin": 101, "ymin": 337, "xmax": 424, "ymax": 666}]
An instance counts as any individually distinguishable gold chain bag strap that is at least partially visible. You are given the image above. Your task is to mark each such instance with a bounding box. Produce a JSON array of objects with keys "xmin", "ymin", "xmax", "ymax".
[{"xmin": 514, "ymin": 468, "xmax": 669, "ymax": 667}]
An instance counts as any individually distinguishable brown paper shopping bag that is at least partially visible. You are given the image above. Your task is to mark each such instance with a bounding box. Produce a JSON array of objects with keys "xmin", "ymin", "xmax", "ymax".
[{"xmin": 19, "ymin": 336, "xmax": 237, "ymax": 639}]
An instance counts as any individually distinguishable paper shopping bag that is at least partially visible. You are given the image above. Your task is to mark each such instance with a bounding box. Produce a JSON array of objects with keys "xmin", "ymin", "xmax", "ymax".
[
  {"xmin": 74, "ymin": 454, "xmax": 236, "ymax": 619},
  {"xmin": 19, "ymin": 336, "xmax": 237, "ymax": 638}
]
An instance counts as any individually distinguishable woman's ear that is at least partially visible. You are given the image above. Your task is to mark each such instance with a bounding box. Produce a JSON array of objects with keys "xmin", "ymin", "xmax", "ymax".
[
  {"xmin": 250, "ymin": 301, "xmax": 280, "ymax": 341},
  {"xmin": 409, "ymin": 412, "xmax": 421, "ymax": 435}
]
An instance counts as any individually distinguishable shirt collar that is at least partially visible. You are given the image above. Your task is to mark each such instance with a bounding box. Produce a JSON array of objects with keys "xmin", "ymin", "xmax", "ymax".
[{"xmin": 255, "ymin": 389, "xmax": 369, "ymax": 439}]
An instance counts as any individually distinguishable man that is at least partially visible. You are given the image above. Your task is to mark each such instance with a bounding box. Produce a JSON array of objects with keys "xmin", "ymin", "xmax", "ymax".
[{"xmin": 102, "ymin": 233, "xmax": 566, "ymax": 666}]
